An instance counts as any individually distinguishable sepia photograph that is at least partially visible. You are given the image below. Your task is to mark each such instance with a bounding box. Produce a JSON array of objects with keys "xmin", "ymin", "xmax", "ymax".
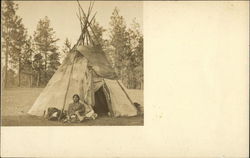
[
  {"xmin": 1, "ymin": 1, "xmax": 248, "ymax": 158},
  {"xmin": 1, "ymin": 0, "xmax": 143, "ymax": 126}
]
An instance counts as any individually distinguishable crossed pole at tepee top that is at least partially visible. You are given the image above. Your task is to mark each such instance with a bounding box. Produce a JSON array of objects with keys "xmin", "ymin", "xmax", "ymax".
[{"xmin": 76, "ymin": 0, "xmax": 99, "ymax": 47}]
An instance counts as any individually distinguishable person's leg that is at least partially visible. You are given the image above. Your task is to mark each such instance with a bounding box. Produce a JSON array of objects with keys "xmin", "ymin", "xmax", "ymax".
[
  {"xmin": 75, "ymin": 111, "xmax": 85, "ymax": 121},
  {"xmin": 85, "ymin": 110, "xmax": 98, "ymax": 120}
]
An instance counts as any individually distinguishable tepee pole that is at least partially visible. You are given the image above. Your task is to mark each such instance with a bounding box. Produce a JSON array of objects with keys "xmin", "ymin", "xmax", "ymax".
[
  {"xmin": 116, "ymin": 80, "xmax": 134, "ymax": 105},
  {"xmin": 58, "ymin": 53, "xmax": 77, "ymax": 121},
  {"xmin": 77, "ymin": 0, "xmax": 100, "ymax": 46}
]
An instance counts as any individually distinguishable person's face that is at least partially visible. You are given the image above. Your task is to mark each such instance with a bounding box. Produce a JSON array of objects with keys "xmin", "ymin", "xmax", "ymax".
[{"xmin": 73, "ymin": 96, "xmax": 79, "ymax": 103}]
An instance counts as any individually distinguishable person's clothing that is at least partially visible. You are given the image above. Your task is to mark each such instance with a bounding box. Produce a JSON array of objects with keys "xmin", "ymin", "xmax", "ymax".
[
  {"xmin": 84, "ymin": 109, "xmax": 98, "ymax": 119},
  {"xmin": 46, "ymin": 107, "xmax": 67, "ymax": 121},
  {"xmin": 67, "ymin": 102, "xmax": 85, "ymax": 116},
  {"xmin": 66, "ymin": 102, "xmax": 98, "ymax": 123}
]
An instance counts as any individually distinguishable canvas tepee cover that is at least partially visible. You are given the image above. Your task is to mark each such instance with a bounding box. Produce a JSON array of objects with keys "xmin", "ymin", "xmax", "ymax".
[{"xmin": 28, "ymin": 48, "xmax": 137, "ymax": 117}]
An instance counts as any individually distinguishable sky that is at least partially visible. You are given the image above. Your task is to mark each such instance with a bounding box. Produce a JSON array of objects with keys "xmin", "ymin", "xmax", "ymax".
[{"xmin": 16, "ymin": 1, "xmax": 143, "ymax": 49}]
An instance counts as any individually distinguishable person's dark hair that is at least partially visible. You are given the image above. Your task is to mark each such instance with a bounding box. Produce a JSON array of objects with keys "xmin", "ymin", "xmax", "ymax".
[{"xmin": 73, "ymin": 94, "xmax": 80, "ymax": 99}]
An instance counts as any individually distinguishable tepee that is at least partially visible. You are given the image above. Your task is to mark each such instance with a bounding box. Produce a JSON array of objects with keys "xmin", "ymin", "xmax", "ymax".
[{"xmin": 28, "ymin": 1, "xmax": 138, "ymax": 117}]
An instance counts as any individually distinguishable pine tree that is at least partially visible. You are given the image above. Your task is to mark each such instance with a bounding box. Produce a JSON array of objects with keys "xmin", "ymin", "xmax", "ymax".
[
  {"xmin": 2, "ymin": 1, "xmax": 29, "ymax": 87},
  {"xmin": 2, "ymin": 0, "xmax": 19, "ymax": 87},
  {"xmin": 32, "ymin": 53, "xmax": 44, "ymax": 87},
  {"xmin": 22, "ymin": 36, "xmax": 34, "ymax": 87},
  {"xmin": 47, "ymin": 51, "xmax": 60, "ymax": 81},
  {"xmin": 128, "ymin": 19, "xmax": 143, "ymax": 89},
  {"xmin": 62, "ymin": 38, "xmax": 71, "ymax": 54},
  {"xmin": 9, "ymin": 16, "xmax": 28, "ymax": 87},
  {"xmin": 109, "ymin": 7, "xmax": 131, "ymax": 84},
  {"xmin": 61, "ymin": 38, "xmax": 72, "ymax": 61},
  {"xmin": 91, "ymin": 19, "xmax": 106, "ymax": 48},
  {"xmin": 33, "ymin": 16, "xmax": 59, "ymax": 86},
  {"xmin": 109, "ymin": 9, "xmax": 143, "ymax": 89}
]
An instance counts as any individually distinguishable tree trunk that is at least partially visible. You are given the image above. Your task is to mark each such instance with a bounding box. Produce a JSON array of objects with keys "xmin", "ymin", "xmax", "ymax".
[
  {"xmin": 36, "ymin": 72, "xmax": 40, "ymax": 87},
  {"xmin": 18, "ymin": 58, "xmax": 21, "ymax": 87},
  {"xmin": 4, "ymin": 40, "xmax": 9, "ymax": 88},
  {"xmin": 129, "ymin": 72, "xmax": 131, "ymax": 89},
  {"xmin": 44, "ymin": 52, "xmax": 47, "ymax": 82},
  {"xmin": 29, "ymin": 74, "xmax": 32, "ymax": 87},
  {"xmin": 134, "ymin": 76, "xmax": 137, "ymax": 89},
  {"xmin": 141, "ymin": 80, "xmax": 143, "ymax": 90},
  {"xmin": 120, "ymin": 69, "xmax": 123, "ymax": 82}
]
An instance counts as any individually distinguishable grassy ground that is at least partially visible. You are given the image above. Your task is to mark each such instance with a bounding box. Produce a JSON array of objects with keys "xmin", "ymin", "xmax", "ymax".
[{"xmin": 1, "ymin": 88, "xmax": 143, "ymax": 126}]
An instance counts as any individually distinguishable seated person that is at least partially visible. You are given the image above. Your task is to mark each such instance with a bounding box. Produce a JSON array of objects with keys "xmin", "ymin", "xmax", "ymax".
[
  {"xmin": 67, "ymin": 94, "xmax": 97, "ymax": 122},
  {"xmin": 67, "ymin": 94, "xmax": 85, "ymax": 122}
]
